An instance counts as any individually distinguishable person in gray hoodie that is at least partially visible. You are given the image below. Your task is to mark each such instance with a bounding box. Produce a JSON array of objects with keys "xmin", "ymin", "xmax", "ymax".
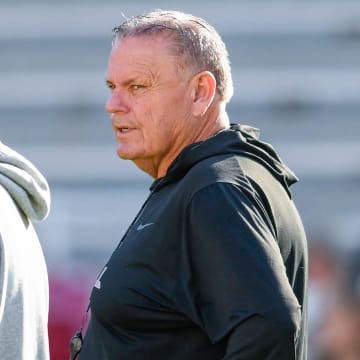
[{"xmin": 0, "ymin": 141, "xmax": 51, "ymax": 360}]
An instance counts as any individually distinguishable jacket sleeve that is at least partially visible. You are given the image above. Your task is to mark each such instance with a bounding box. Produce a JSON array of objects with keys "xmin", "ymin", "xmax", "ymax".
[{"xmin": 183, "ymin": 182, "xmax": 301, "ymax": 359}]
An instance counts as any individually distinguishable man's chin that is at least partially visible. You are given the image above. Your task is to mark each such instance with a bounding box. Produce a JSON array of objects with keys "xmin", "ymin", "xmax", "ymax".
[
  {"xmin": 116, "ymin": 148, "xmax": 136, "ymax": 161},
  {"xmin": 117, "ymin": 152, "xmax": 131, "ymax": 160}
]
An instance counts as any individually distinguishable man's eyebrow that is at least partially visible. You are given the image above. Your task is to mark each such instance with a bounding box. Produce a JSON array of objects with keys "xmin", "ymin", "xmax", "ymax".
[{"xmin": 105, "ymin": 77, "xmax": 146, "ymax": 87}]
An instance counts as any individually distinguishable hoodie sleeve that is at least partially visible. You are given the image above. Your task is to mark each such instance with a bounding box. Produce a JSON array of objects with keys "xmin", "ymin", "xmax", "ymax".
[
  {"xmin": 0, "ymin": 142, "xmax": 50, "ymax": 222},
  {"xmin": 183, "ymin": 182, "xmax": 301, "ymax": 359}
]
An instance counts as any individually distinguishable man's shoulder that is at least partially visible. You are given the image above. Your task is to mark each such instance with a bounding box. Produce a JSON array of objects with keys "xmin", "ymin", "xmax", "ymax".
[
  {"xmin": 187, "ymin": 153, "xmax": 244, "ymax": 180},
  {"xmin": 177, "ymin": 153, "xmax": 245, "ymax": 197}
]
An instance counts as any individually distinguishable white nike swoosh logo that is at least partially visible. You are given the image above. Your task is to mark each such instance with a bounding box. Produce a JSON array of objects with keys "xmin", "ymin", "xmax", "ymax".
[{"xmin": 136, "ymin": 222, "xmax": 154, "ymax": 231}]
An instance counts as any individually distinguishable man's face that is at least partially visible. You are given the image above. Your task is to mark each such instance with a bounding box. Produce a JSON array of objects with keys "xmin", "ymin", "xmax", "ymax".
[{"xmin": 105, "ymin": 35, "xmax": 195, "ymax": 178}]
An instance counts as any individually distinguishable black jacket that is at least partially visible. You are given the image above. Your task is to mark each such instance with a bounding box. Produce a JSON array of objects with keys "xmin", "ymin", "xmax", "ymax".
[{"xmin": 79, "ymin": 124, "xmax": 308, "ymax": 359}]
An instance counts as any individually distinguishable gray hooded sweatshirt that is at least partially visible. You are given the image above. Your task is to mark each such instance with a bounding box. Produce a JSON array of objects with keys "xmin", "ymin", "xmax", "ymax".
[{"xmin": 0, "ymin": 142, "xmax": 50, "ymax": 360}]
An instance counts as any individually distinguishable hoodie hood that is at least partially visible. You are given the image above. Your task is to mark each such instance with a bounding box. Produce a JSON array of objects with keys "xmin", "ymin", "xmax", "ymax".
[
  {"xmin": 152, "ymin": 123, "xmax": 298, "ymax": 197},
  {"xmin": 0, "ymin": 142, "xmax": 50, "ymax": 222}
]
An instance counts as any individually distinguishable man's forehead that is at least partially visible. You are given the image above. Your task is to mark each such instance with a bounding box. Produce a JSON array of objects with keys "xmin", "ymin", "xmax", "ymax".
[
  {"xmin": 106, "ymin": 64, "xmax": 154, "ymax": 85},
  {"xmin": 107, "ymin": 53, "xmax": 157, "ymax": 81}
]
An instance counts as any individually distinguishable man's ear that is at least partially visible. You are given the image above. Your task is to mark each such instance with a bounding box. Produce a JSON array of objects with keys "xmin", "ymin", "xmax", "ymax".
[{"xmin": 191, "ymin": 71, "xmax": 216, "ymax": 116}]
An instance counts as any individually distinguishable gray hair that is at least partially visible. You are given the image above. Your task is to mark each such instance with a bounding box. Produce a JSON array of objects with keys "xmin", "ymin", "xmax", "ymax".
[{"xmin": 112, "ymin": 9, "xmax": 234, "ymax": 103}]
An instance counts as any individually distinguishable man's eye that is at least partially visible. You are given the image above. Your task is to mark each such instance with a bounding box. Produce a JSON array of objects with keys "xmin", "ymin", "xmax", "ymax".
[{"xmin": 131, "ymin": 84, "xmax": 144, "ymax": 91}]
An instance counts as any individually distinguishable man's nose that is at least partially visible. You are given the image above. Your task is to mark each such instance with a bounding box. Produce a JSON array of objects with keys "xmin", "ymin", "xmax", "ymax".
[{"xmin": 105, "ymin": 91, "xmax": 129, "ymax": 114}]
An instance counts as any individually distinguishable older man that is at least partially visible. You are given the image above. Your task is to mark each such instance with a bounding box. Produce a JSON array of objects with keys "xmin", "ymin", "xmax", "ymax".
[{"xmin": 74, "ymin": 9, "xmax": 308, "ymax": 360}]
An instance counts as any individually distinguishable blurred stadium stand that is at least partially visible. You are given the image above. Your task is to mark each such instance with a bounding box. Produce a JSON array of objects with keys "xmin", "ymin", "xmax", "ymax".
[{"xmin": 1, "ymin": 1, "xmax": 360, "ymax": 359}]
